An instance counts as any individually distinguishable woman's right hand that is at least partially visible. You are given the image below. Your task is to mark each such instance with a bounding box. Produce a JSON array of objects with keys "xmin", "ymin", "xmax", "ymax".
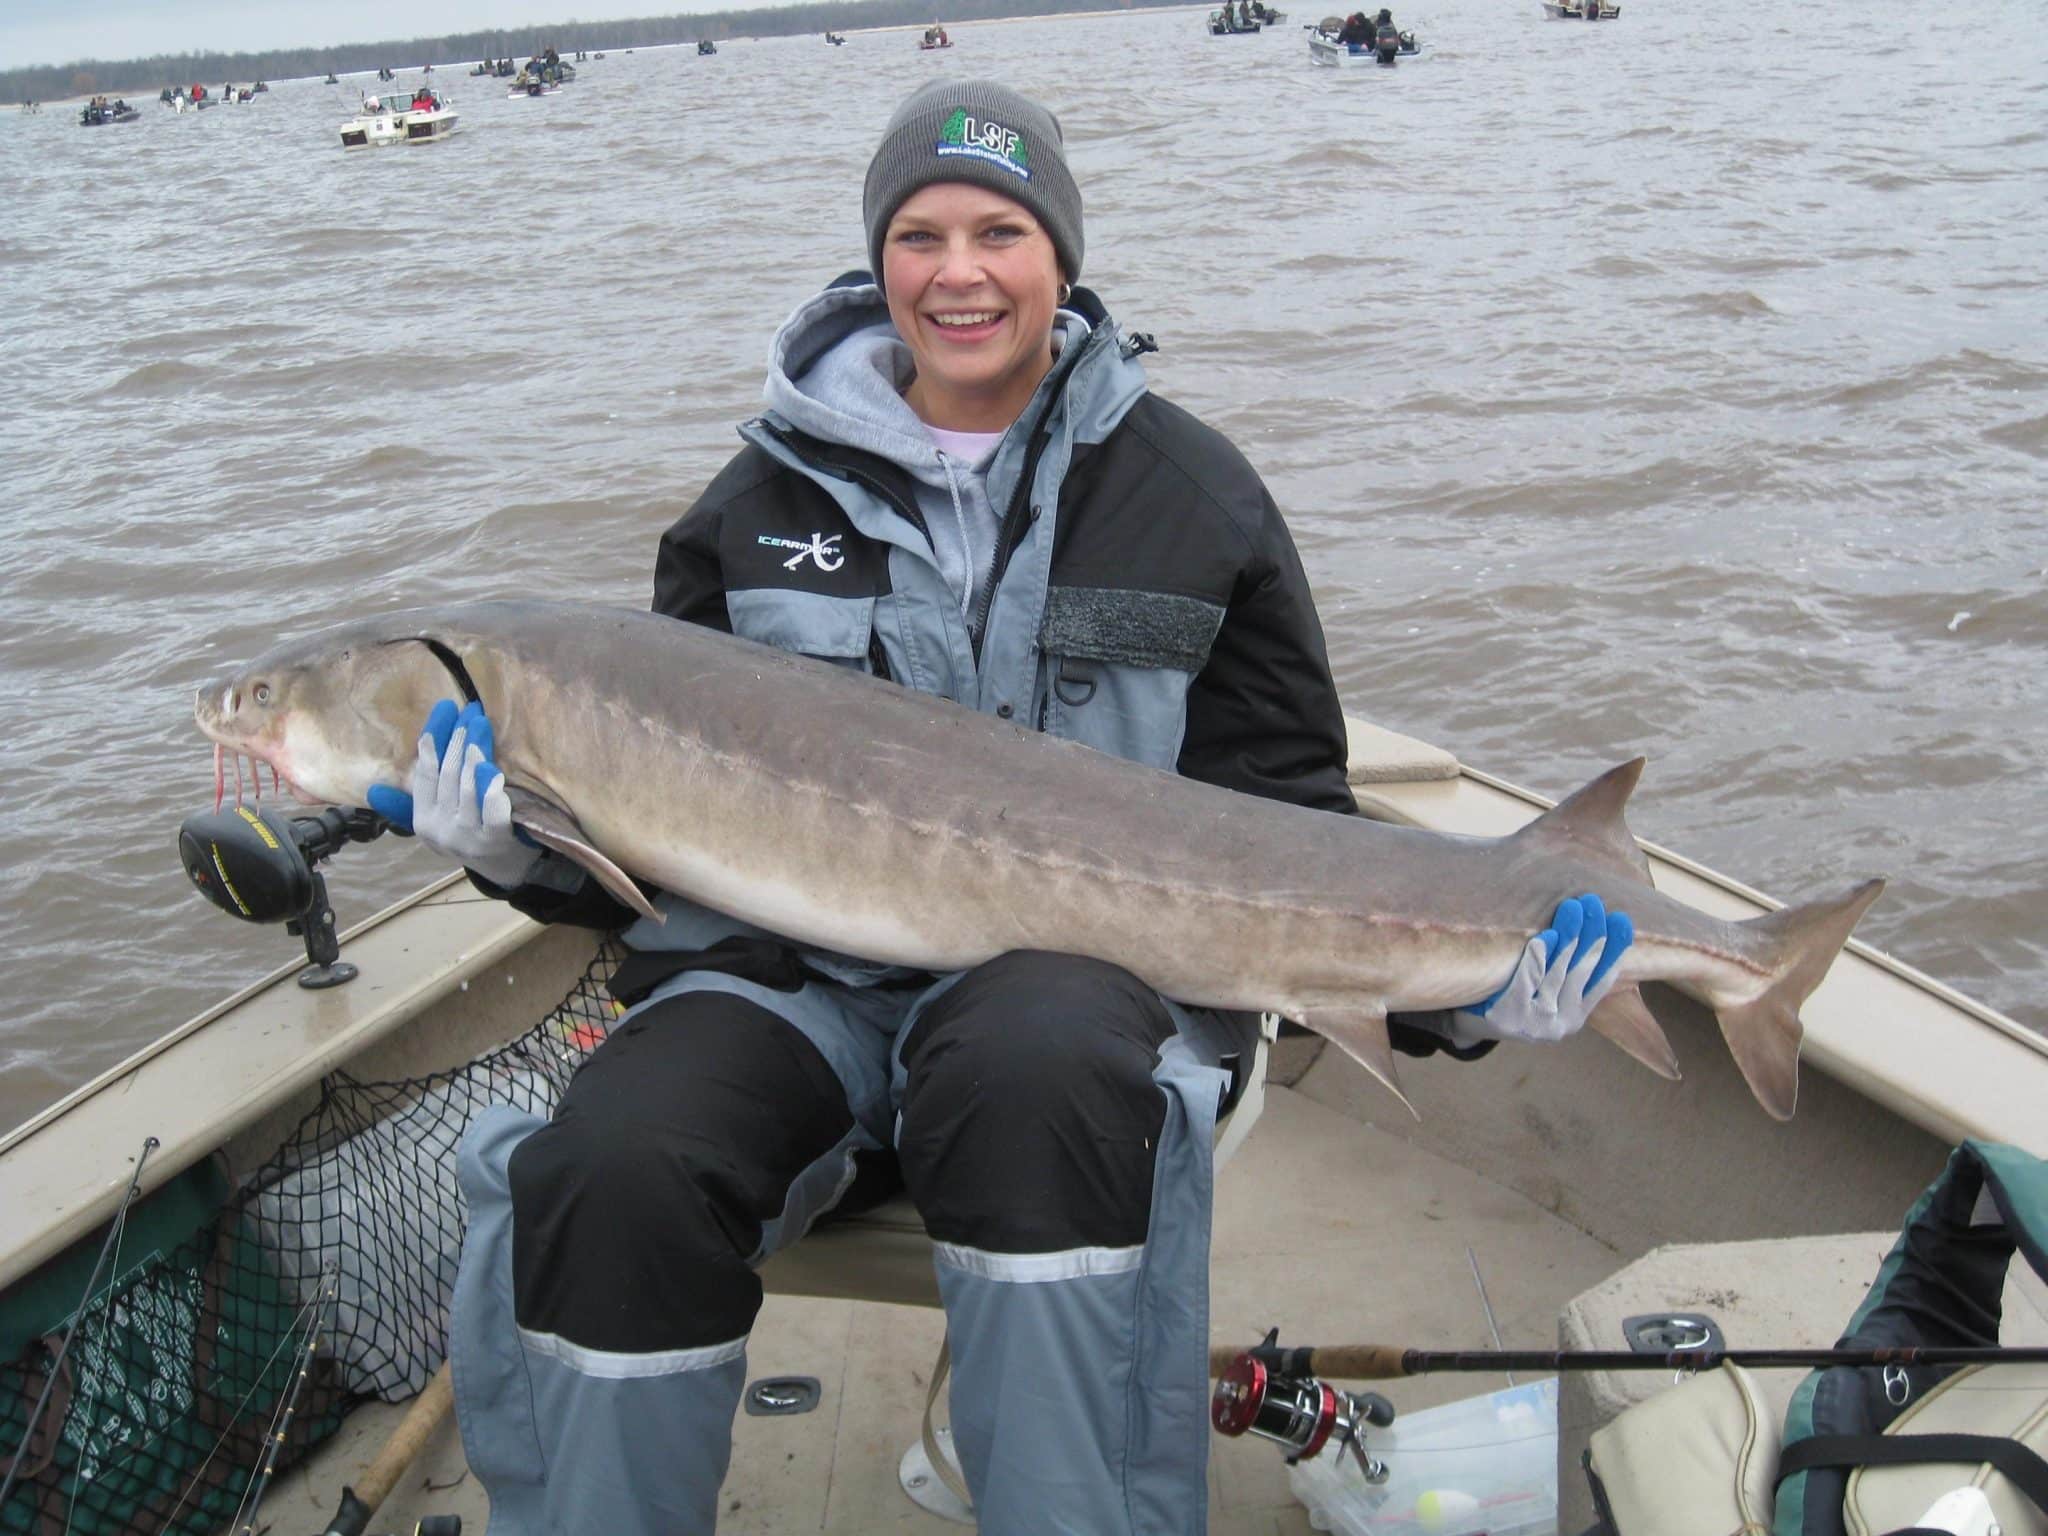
[{"xmin": 366, "ymin": 700, "xmax": 543, "ymax": 889}]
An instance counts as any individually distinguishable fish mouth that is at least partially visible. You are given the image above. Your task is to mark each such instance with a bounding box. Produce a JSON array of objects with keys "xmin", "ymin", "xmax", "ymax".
[{"xmin": 206, "ymin": 740, "xmax": 320, "ymax": 812}]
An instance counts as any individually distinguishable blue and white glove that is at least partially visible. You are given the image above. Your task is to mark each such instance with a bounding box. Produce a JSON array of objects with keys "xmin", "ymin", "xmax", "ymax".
[
  {"xmin": 366, "ymin": 700, "xmax": 542, "ymax": 890},
  {"xmin": 1446, "ymin": 893, "xmax": 1634, "ymax": 1046}
]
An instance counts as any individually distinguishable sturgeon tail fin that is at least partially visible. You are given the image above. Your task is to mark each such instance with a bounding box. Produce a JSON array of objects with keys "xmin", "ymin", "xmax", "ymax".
[{"xmin": 1717, "ymin": 878, "xmax": 1886, "ymax": 1121}]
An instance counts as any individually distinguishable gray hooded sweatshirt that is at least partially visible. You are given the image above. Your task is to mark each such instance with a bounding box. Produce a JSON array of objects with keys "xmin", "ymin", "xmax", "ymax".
[{"xmin": 755, "ymin": 281, "xmax": 1147, "ymax": 640}]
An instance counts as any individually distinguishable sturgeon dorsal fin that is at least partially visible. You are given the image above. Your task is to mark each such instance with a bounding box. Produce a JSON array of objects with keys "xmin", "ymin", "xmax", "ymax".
[
  {"xmin": 505, "ymin": 786, "xmax": 663, "ymax": 924},
  {"xmin": 1514, "ymin": 758, "xmax": 1655, "ymax": 885}
]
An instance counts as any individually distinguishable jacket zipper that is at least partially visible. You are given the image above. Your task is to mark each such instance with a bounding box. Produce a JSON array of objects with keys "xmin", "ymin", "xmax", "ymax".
[
  {"xmin": 753, "ymin": 420, "xmax": 934, "ymax": 547},
  {"xmin": 966, "ymin": 325, "xmax": 1115, "ymax": 659}
]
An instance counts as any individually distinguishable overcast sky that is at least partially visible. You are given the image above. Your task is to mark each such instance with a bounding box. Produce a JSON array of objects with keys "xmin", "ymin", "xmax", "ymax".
[{"xmin": 2, "ymin": 0, "xmax": 727, "ymax": 68}]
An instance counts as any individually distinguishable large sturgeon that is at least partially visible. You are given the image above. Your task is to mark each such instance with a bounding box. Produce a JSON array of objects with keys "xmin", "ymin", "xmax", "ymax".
[{"xmin": 193, "ymin": 599, "xmax": 1884, "ymax": 1119}]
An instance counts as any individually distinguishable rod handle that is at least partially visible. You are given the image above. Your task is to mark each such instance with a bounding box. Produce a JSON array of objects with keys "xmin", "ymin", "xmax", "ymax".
[
  {"xmin": 1208, "ymin": 1344, "xmax": 1410, "ymax": 1379},
  {"xmin": 353, "ymin": 1359, "xmax": 457, "ymax": 1511}
]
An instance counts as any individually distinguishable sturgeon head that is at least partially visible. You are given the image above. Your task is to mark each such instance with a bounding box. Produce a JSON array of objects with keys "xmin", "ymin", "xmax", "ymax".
[
  {"xmin": 192, "ymin": 614, "xmax": 466, "ymax": 811},
  {"xmin": 192, "ymin": 604, "xmax": 662, "ymax": 922}
]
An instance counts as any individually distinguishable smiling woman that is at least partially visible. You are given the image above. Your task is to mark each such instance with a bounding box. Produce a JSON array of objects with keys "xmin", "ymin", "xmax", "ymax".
[
  {"xmin": 366, "ymin": 73, "xmax": 1618, "ymax": 1536},
  {"xmin": 880, "ymin": 183, "xmax": 1064, "ymax": 431}
]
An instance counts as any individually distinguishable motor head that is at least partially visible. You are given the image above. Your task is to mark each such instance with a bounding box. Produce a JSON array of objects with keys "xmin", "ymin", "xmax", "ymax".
[{"xmin": 178, "ymin": 804, "xmax": 386, "ymax": 923}]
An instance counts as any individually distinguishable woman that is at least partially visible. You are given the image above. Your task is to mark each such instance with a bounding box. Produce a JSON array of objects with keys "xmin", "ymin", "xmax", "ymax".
[{"xmin": 379, "ymin": 79, "xmax": 1630, "ymax": 1535}]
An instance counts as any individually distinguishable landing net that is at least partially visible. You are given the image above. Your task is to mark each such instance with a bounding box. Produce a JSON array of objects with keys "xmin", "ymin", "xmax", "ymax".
[{"xmin": 0, "ymin": 938, "xmax": 623, "ymax": 1536}]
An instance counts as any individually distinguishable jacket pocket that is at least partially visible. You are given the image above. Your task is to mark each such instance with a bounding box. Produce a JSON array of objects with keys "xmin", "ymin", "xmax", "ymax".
[
  {"xmin": 727, "ymin": 589, "xmax": 879, "ymax": 671},
  {"xmin": 1035, "ymin": 587, "xmax": 1225, "ymax": 764}
]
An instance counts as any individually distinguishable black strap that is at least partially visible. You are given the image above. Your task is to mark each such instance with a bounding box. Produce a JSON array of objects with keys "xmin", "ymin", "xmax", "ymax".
[{"xmin": 1777, "ymin": 1432, "xmax": 2048, "ymax": 1513}]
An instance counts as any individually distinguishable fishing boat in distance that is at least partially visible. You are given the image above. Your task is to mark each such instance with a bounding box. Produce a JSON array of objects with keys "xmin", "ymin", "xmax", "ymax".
[
  {"xmin": 77, "ymin": 97, "xmax": 140, "ymax": 125},
  {"xmin": 1, "ymin": 710, "xmax": 2042, "ymax": 1532},
  {"xmin": 1543, "ymin": 0, "xmax": 1620, "ymax": 17},
  {"xmin": 338, "ymin": 88, "xmax": 458, "ymax": 148},
  {"xmin": 1309, "ymin": 25, "xmax": 1421, "ymax": 63}
]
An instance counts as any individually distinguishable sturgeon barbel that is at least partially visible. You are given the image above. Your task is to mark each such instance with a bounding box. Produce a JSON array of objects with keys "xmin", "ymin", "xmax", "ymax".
[{"xmin": 193, "ymin": 599, "xmax": 1884, "ymax": 1119}]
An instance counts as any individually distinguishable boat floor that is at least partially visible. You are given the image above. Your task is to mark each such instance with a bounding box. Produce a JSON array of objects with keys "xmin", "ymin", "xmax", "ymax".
[{"xmin": 262, "ymin": 1074, "xmax": 1628, "ymax": 1533}]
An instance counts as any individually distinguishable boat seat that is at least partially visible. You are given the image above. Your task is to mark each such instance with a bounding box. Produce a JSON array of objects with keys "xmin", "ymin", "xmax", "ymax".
[{"xmin": 756, "ymin": 1014, "xmax": 1277, "ymax": 1308}]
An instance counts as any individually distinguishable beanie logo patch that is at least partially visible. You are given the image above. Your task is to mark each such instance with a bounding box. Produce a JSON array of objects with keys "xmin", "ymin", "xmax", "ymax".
[{"xmin": 935, "ymin": 107, "xmax": 1032, "ymax": 181}]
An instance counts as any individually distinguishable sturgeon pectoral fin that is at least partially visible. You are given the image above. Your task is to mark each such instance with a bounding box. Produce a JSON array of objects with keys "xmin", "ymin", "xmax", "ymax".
[
  {"xmin": 1301, "ymin": 1008, "xmax": 1417, "ymax": 1120},
  {"xmin": 1586, "ymin": 985, "xmax": 1681, "ymax": 1081},
  {"xmin": 505, "ymin": 787, "xmax": 663, "ymax": 925}
]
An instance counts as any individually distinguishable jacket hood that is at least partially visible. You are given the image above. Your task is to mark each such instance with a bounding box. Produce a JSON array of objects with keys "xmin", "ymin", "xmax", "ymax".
[{"xmin": 758, "ymin": 277, "xmax": 1148, "ymax": 482}]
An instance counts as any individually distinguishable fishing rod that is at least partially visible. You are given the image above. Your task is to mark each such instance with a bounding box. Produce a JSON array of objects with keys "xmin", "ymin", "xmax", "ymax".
[
  {"xmin": 0, "ymin": 1135, "xmax": 159, "ymax": 1513},
  {"xmin": 1207, "ymin": 1328, "xmax": 2048, "ymax": 1476},
  {"xmin": 236, "ymin": 1262, "xmax": 339, "ymax": 1536},
  {"xmin": 1207, "ymin": 1339, "xmax": 2048, "ymax": 1380}
]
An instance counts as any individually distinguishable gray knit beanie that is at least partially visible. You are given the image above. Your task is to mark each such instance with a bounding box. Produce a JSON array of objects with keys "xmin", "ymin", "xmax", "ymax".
[{"xmin": 863, "ymin": 79, "xmax": 1083, "ymax": 289}]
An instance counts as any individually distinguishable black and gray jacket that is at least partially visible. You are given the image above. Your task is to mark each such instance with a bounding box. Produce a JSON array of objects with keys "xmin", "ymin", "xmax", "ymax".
[
  {"xmin": 501, "ymin": 277, "xmax": 1466, "ymax": 1051},
  {"xmin": 660, "ymin": 277, "xmax": 1355, "ymax": 811}
]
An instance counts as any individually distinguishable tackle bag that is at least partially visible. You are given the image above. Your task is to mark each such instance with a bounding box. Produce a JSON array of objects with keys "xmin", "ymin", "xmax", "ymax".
[
  {"xmin": 1580, "ymin": 1140, "xmax": 2048, "ymax": 1536},
  {"xmin": 1774, "ymin": 1139, "xmax": 2048, "ymax": 1536}
]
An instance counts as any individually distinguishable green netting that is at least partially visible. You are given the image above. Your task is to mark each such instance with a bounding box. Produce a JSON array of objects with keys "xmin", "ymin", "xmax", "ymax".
[{"xmin": 1, "ymin": 937, "xmax": 623, "ymax": 1535}]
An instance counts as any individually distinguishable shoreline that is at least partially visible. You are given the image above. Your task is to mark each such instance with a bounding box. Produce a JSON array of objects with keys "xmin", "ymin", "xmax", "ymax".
[{"xmin": 8, "ymin": 2, "xmax": 1215, "ymax": 92}]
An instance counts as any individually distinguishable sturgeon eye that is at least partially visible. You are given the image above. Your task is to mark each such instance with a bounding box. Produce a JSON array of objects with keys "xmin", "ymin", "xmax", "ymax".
[{"xmin": 254, "ymin": 682, "xmax": 272, "ymax": 705}]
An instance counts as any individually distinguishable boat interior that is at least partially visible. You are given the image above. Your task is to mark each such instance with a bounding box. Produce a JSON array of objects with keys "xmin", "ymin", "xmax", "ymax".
[{"xmin": 4, "ymin": 719, "xmax": 2043, "ymax": 1534}]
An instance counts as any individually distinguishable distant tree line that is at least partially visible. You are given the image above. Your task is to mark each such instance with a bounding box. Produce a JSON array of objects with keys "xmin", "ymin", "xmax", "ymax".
[{"xmin": 3, "ymin": 0, "xmax": 1183, "ymax": 101}]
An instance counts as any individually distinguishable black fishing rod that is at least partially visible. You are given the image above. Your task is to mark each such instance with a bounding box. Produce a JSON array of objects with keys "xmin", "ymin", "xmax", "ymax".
[
  {"xmin": 236, "ymin": 1263, "xmax": 339, "ymax": 1536},
  {"xmin": 1207, "ymin": 1328, "xmax": 2048, "ymax": 1476},
  {"xmin": 1208, "ymin": 1340, "xmax": 2048, "ymax": 1380}
]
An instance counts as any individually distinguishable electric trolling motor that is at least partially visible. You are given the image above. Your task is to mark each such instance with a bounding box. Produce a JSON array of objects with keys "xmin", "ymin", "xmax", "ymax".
[
  {"xmin": 1210, "ymin": 1329, "xmax": 1396, "ymax": 1482},
  {"xmin": 176, "ymin": 804, "xmax": 389, "ymax": 988}
]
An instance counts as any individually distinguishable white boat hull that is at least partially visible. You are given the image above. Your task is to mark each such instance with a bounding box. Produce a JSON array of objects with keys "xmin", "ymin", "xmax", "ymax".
[
  {"xmin": 1309, "ymin": 33, "xmax": 1423, "ymax": 64},
  {"xmin": 340, "ymin": 103, "xmax": 458, "ymax": 148}
]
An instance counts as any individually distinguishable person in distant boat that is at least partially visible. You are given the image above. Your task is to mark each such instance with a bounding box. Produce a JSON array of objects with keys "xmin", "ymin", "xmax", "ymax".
[
  {"xmin": 412, "ymin": 85, "xmax": 435, "ymax": 110},
  {"xmin": 389, "ymin": 76, "xmax": 1636, "ymax": 1536},
  {"xmin": 1337, "ymin": 10, "xmax": 1374, "ymax": 41},
  {"xmin": 1239, "ymin": 0, "xmax": 1254, "ymax": 25}
]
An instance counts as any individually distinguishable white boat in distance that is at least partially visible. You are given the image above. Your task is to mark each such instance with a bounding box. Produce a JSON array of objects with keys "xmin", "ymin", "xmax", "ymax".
[
  {"xmin": 1543, "ymin": 0, "xmax": 1620, "ymax": 16},
  {"xmin": 338, "ymin": 89, "xmax": 458, "ymax": 148},
  {"xmin": 1, "ymin": 715, "xmax": 2043, "ymax": 1532},
  {"xmin": 1309, "ymin": 31, "xmax": 1424, "ymax": 64}
]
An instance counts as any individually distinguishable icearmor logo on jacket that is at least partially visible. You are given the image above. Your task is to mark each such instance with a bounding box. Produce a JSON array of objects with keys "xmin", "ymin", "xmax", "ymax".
[
  {"xmin": 935, "ymin": 108, "xmax": 1031, "ymax": 181},
  {"xmin": 758, "ymin": 532, "xmax": 844, "ymax": 572}
]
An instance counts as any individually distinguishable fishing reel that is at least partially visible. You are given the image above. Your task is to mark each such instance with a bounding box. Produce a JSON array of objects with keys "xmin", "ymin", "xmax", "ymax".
[
  {"xmin": 177, "ymin": 804, "xmax": 389, "ymax": 989},
  {"xmin": 1211, "ymin": 1330, "xmax": 1395, "ymax": 1482},
  {"xmin": 319, "ymin": 1489, "xmax": 460, "ymax": 1535}
]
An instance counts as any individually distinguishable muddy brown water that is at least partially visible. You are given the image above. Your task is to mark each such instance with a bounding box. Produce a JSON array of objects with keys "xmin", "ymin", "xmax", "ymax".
[{"xmin": 2, "ymin": 3, "xmax": 2043, "ymax": 1135}]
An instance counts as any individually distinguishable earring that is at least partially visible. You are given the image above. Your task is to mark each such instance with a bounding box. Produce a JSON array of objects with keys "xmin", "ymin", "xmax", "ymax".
[{"xmin": 1057, "ymin": 282, "xmax": 1073, "ymax": 305}]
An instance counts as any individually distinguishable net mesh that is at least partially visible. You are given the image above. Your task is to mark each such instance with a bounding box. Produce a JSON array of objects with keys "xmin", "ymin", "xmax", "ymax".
[{"xmin": 1, "ymin": 936, "xmax": 623, "ymax": 1536}]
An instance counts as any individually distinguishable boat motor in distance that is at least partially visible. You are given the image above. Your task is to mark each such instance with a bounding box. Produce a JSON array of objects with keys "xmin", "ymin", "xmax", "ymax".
[{"xmin": 176, "ymin": 804, "xmax": 389, "ymax": 988}]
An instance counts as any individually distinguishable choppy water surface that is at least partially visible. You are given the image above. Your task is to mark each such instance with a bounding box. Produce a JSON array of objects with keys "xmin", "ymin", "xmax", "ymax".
[{"xmin": 3, "ymin": 1, "xmax": 2044, "ymax": 1134}]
